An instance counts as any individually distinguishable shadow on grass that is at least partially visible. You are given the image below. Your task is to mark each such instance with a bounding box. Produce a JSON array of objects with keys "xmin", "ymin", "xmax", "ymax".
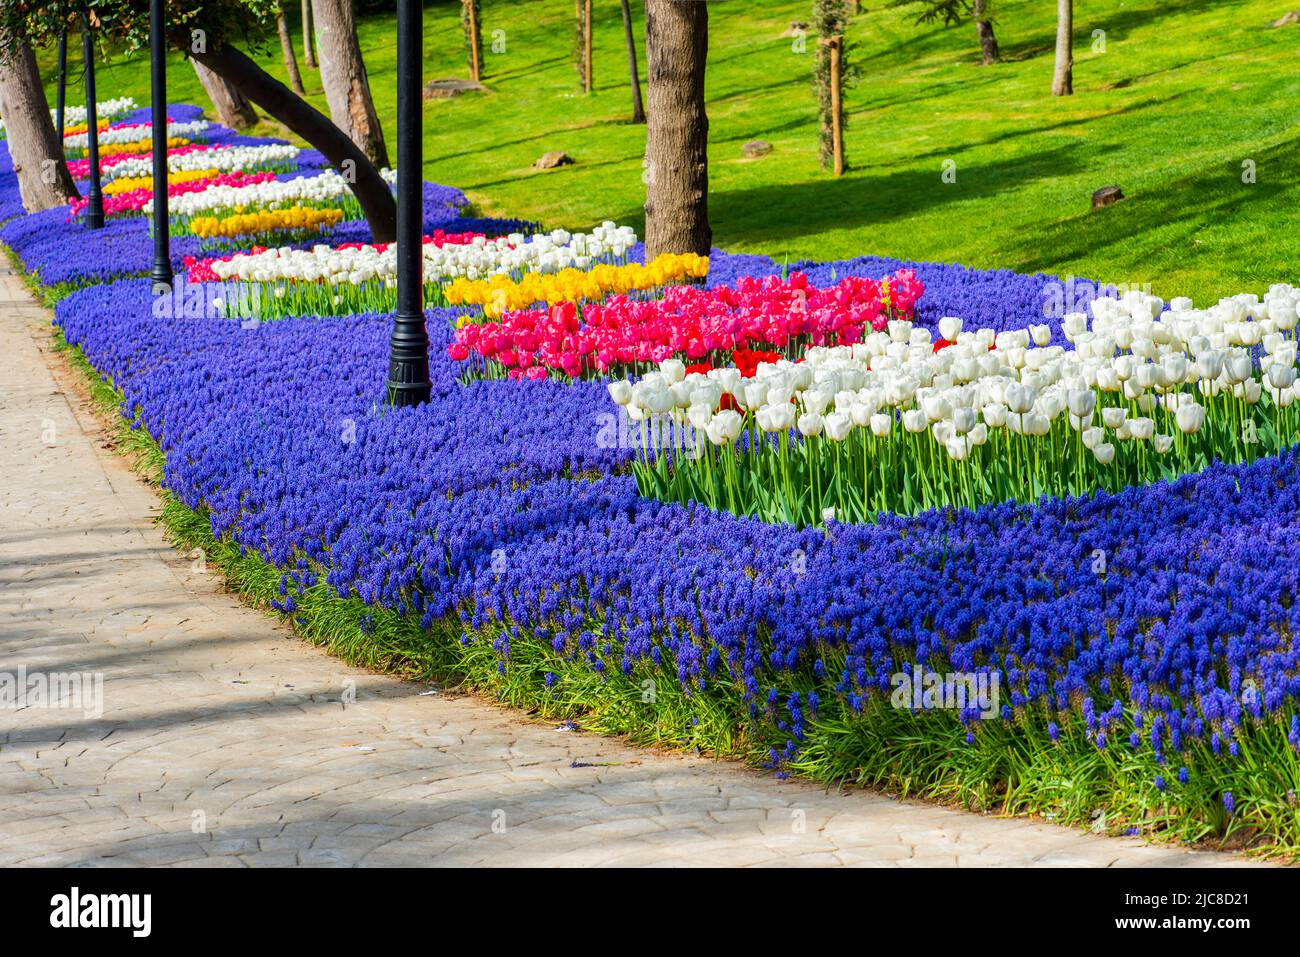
[
  {"xmin": 996, "ymin": 0, "xmax": 1238, "ymax": 62},
  {"xmin": 649, "ymin": 141, "xmax": 1091, "ymax": 248},
  {"xmin": 1002, "ymin": 137, "xmax": 1300, "ymax": 283}
]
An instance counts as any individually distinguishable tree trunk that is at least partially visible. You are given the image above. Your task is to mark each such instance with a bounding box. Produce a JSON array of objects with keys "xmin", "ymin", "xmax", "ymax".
[
  {"xmin": 312, "ymin": 0, "xmax": 390, "ymax": 168},
  {"xmin": 278, "ymin": 3, "xmax": 307, "ymax": 95},
  {"xmin": 188, "ymin": 42, "xmax": 396, "ymax": 242},
  {"xmin": 191, "ymin": 58, "xmax": 260, "ymax": 129},
  {"xmin": 1052, "ymin": 0, "xmax": 1073, "ymax": 95},
  {"xmin": 583, "ymin": 0, "xmax": 593, "ymax": 94},
  {"xmin": 621, "ymin": 0, "xmax": 645, "ymax": 123},
  {"xmin": 302, "ymin": 0, "xmax": 318, "ymax": 69},
  {"xmin": 463, "ymin": 0, "xmax": 482, "ymax": 83},
  {"xmin": 643, "ymin": 0, "xmax": 710, "ymax": 257},
  {"xmin": 973, "ymin": 0, "xmax": 999, "ymax": 65},
  {"xmin": 0, "ymin": 41, "xmax": 79, "ymax": 212}
]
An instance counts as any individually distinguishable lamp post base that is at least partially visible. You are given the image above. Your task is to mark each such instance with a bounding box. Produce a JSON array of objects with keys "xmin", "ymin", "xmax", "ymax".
[{"xmin": 386, "ymin": 313, "xmax": 431, "ymax": 407}]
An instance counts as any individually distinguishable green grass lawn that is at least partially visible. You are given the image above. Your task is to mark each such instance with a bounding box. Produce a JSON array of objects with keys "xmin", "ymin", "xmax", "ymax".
[{"xmin": 39, "ymin": 0, "xmax": 1300, "ymax": 303}]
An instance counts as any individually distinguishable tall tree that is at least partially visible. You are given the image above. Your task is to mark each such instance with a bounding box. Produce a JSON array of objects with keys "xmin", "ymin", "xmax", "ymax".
[
  {"xmin": 972, "ymin": 0, "xmax": 998, "ymax": 64},
  {"xmin": 276, "ymin": 0, "xmax": 306, "ymax": 94},
  {"xmin": 0, "ymin": 40, "xmax": 78, "ymax": 212},
  {"xmin": 620, "ymin": 0, "xmax": 645, "ymax": 123},
  {"xmin": 813, "ymin": 0, "xmax": 850, "ymax": 174},
  {"xmin": 191, "ymin": 57, "xmax": 260, "ymax": 128},
  {"xmin": 1052, "ymin": 0, "xmax": 1073, "ymax": 95},
  {"xmin": 643, "ymin": 0, "xmax": 710, "ymax": 257},
  {"xmin": 575, "ymin": 0, "xmax": 593, "ymax": 93},
  {"xmin": 302, "ymin": 0, "xmax": 317, "ymax": 68},
  {"xmin": 312, "ymin": 0, "xmax": 389, "ymax": 167},
  {"xmin": 462, "ymin": 0, "xmax": 482, "ymax": 83}
]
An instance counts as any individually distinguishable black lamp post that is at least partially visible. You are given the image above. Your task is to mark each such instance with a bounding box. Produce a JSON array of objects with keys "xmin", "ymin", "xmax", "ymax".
[
  {"xmin": 149, "ymin": 0, "xmax": 172, "ymax": 288},
  {"xmin": 81, "ymin": 12, "xmax": 104, "ymax": 229},
  {"xmin": 385, "ymin": 0, "xmax": 430, "ymax": 407},
  {"xmin": 55, "ymin": 31, "xmax": 67, "ymax": 141}
]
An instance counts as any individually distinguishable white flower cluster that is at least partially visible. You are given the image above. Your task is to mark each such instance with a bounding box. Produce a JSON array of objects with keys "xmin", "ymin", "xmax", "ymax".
[
  {"xmin": 610, "ymin": 285, "xmax": 1300, "ymax": 461},
  {"xmin": 60, "ymin": 97, "xmax": 136, "ymax": 126},
  {"xmin": 0, "ymin": 97, "xmax": 136, "ymax": 135},
  {"xmin": 145, "ymin": 168, "xmax": 397, "ymax": 216},
  {"xmin": 63, "ymin": 119, "xmax": 209, "ymax": 150},
  {"xmin": 101, "ymin": 144, "xmax": 303, "ymax": 182},
  {"xmin": 207, "ymin": 223, "xmax": 638, "ymax": 284}
]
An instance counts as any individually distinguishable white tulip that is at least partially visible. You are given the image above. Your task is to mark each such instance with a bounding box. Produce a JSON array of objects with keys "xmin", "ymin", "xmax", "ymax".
[
  {"xmin": 659, "ymin": 359, "xmax": 686, "ymax": 384},
  {"xmin": 798, "ymin": 412, "xmax": 824, "ymax": 437},
  {"xmin": 981, "ymin": 403, "xmax": 1008, "ymax": 428},
  {"xmin": 1023, "ymin": 412, "xmax": 1052, "ymax": 437},
  {"xmin": 1065, "ymin": 389, "xmax": 1096, "ymax": 418},
  {"xmin": 644, "ymin": 389, "xmax": 675, "ymax": 415},
  {"xmin": 607, "ymin": 380, "xmax": 633, "ymax": 406},
  {"xmin": 824, "ymin": 411, "xmax": 853, "ymax": 442},
  {"xmin": 951, "ymin": 406, "xmax": 978, "ymax": 434},
  {"xmin": 903, "ymin": 409, "xmax": 928, "ymax": 433},
  {"xmin": 759, "ymin": 402, "xmax": 796, "ymax": 433},
  {"xmin": 1226, "ymin": 353, "xmax": 1253, "ymax": 383},
  {"xmin": 1174, "ymin": 402, "xmax": 1206, "ymax": 434},
  {"xmin": 705, "ymin": 410, "xmax": 742, "ymax": 445},
  {"xmin": 921, "ymin": 393, "xmax": 951, "ymax": 422},
  {"xmin": 1093, "ymin": 443, "xmax": 1116, "ymax": 465},
  {"xmin": 1005, "ymin": 382, "xmax": 1035, "ymax": 414},
  {"xmin": 802, "ymin": 388, "xmax": 833, "ymax": 416},
  {"xmin": 688, "ymin": 404, "xmax": 713, "ymax": 430}
]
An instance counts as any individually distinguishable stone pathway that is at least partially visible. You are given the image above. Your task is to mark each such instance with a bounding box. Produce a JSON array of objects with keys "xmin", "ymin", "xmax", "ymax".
[{"xmin": 0, "ymin": 265, "xmax": 1261, "ymax": 868}]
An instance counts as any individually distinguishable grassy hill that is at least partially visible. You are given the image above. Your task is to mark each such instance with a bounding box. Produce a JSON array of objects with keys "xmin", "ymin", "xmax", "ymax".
[{"xmin": 40, "ymin": 0, "xmax": 1300, "ymax": 303}]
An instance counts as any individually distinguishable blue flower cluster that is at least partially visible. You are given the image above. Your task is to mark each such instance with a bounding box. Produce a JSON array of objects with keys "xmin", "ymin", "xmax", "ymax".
[
  {"xmin": 4, "ymin": 104, "xmax": 1299, "ymax": 809},
  {"xmin": 48, "ymin": 271, "xmax": 1300, "ymax": 766}
]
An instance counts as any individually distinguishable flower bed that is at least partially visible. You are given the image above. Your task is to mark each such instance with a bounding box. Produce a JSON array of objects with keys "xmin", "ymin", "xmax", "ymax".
[
  {"xmin": 444, "ymin": 251, "xmax": 710, "ymax": 318},
  {"xmin": 189, "ymin": 204, "xmax": 346, "ymax": 245},
  {"xmin": 614, "ymin": 290, "xmax": 1300, "ymax": 525},
  {"xmin": 149, "ymin": 167, "xmax": 398, "ymax": 232},
  {"xmin": 189, "ymin": 224, "xmax": 636, "ymax": 319},
  {"xmin": 62, "ymin": 118, "xmax": 208, "ymax": 151},
  {"xmin": 0, "ymin": 97, "xmax": 135, "ymax": 137},
  {"xmin": 67, "ymin": 171, "xmax": 278, "ymax": 220},
  {"xmin": 4, "ymin": 101, "xmax": 1299, "ymax": 856},
  {"xmin": 67, "ymin": 143, "xmax": 214, "ymax": 181},
  {"xmin": 91, "ymin": 143, "xmax": 301, "ymax": 180},
  {"xmin": 449, "ymin": 268, "xmax": 924, "ymax": 380}
]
